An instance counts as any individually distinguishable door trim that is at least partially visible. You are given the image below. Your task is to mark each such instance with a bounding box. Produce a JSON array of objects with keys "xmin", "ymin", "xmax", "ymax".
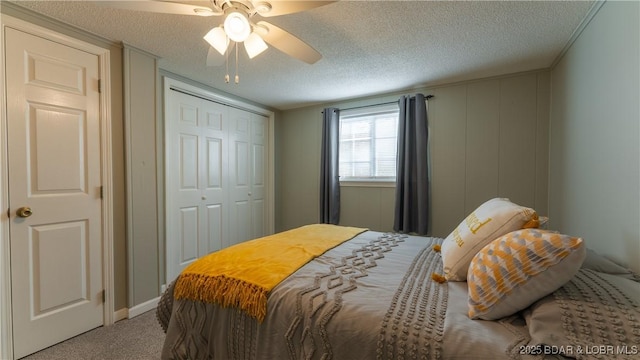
[{"xmin": 0, "ymin": 15, "xmax": 114, "ymax": 360}]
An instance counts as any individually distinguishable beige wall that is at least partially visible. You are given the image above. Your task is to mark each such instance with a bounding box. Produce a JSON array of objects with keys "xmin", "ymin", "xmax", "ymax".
[
  {"xmin": 277, "ymin": 71, "xmax": 550, "ymax": 237},
  {"xmin": 549, "ymin": 1, "xmax": 639, "ymax": 273}
]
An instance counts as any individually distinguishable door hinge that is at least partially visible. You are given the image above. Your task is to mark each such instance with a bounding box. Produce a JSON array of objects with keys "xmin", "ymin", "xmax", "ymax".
[
  {"xmin": 101, "ymin": 290, "xmax": 106, "ymax": 303},
  {"xmin": 98, "ymin": 79, "xmax": 102, "ymax": 93},
  {"xmin": 100, "ymin": 186, "xmax": 103, "ymax": 199}
]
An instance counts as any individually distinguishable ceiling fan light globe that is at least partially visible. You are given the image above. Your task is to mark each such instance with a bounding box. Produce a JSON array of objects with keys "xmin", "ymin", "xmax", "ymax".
[
  {"xmin": 244, "ymin": 32, "xmax": 268, "ymax": 58},
  {"xmin": 224, "ymin": 10, "xmax": 251, "ymax": 42},
  {"xmin": 204, "ymin": 27, "xmax": 229, "ymax": 55}
]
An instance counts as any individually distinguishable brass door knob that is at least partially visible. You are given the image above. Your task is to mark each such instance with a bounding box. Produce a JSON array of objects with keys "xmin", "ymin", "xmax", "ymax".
[{"xmin": 16, "ymin": 207, "xmax": 33, "ymax": 218}]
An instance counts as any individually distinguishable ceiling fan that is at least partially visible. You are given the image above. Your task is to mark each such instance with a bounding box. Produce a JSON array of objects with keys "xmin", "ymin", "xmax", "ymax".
[{"xmin": 100, "ymin": 1, "xmax": 334, "ymax": 77}]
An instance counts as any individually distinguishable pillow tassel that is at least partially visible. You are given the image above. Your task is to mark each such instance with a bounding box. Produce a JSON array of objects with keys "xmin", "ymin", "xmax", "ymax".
[
  {"xmin": 433, "ymin": 244, "xmax": 441, "ymax": 252},
  {"xmin": 522, "ymin": 213, "xmax": 540, "ymax": 229},
  {"xmin": 432, "ymin": 273, "xmax": 447, "ymax": 284}
]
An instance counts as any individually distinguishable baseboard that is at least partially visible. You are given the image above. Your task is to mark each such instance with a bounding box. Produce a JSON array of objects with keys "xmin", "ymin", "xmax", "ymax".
[
  {"xmin": 128, "ymin": 296, "xmax": 160, "ymax": 319},
  {"xmin": 113, "ymin": 307, "xmax": 129, "ymax": 322}
]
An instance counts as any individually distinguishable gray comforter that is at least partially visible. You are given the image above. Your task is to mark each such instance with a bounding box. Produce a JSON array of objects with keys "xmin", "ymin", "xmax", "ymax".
[{"xmin": 157, "ymin": 231, "xmax": 534, "ymax": 360}]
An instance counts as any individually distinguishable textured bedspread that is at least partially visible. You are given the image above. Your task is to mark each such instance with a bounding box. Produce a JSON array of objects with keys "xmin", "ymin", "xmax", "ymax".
[
  {"xmin": 173, "ymin": 224, "xmax": 366, "ymax": 321},
  {"xmin": 158, "ymin": 230, "xmax": 533, "ymax": 360}
]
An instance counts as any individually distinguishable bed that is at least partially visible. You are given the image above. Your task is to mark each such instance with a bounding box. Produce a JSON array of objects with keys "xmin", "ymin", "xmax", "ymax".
[{"xmin": 157, "ymin": 199, "xmax": 640, "ymax": 360}]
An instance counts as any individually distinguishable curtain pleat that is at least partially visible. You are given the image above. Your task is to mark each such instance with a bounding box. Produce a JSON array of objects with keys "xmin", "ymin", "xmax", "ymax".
[
  {"xmin": 319, "ymin": 108, "xmax": 340, "ymax": 224},
  {"xmin": 394, "ymin": 94, "xmax": 430, "ymax": 235}
]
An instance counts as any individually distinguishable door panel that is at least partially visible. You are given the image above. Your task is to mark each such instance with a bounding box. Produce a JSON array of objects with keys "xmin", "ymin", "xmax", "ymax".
[
  {"xmin": 6, "ymin": 28, "xmax": 103, "ymax": 359},
  {"xmin": 30, "ymin": 105, "xmax": 86, "ymax": 192},
  {"xmin": 26, "ymin": 51, "xmax": 86, "ymax": 93},
  {"xmin": 233, "ymin": 200, "xmax": 251, "ymax": 245},
  {"xmin": 234, "ymin": 141, "xmax": 249, "ymax": 186},
  {"xmin": 250, "ymin": 116, "xmax": 267, "ymax": 238},
  {"xmin": 252, "ymin": 199, "xmax": 265, "ymax": 240},
  {"xmin": 206, "ymin": 138, "xmax": 223, "ymax": 188},
  {"xmin": 229, "ymin": 109, "xmax": 251, "ymax": 246},
  {"xmin": 179, "ymin": 206, "xmax": 199, "ymax": 265},
  {"xmin": 32, "ymin": 221, "xmax": 89, "ymax": 315},
  {"xmin": 201, "ymin": 106, "xmax": 227, "ymax": 253},
  {"xmin": 206, "ymin": 204, "xmax": 223, "ymax": 252},
  {"xmin": 167, "ymin": 92, "xmax": 230, "ymax": 281},
  {"xmin": 170, "ymin": 96, "xmax": 203, "ymax": 277},
  {"xmin": 228, "ymin": 111, "xmax": 267, "ymax": 244},
  {"xmin": 180, "ymin": 134, "xmax": 199, "ymax": 190}
]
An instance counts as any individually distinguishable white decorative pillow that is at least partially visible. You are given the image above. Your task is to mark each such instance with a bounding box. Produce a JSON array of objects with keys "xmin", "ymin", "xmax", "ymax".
[
  {"xmin": 467, "ymin": 229, "xmax": 586, "ymax": 320},
  {"xmin": 441, "ymin": 198, "xmax": 540, "ymax": 281}
]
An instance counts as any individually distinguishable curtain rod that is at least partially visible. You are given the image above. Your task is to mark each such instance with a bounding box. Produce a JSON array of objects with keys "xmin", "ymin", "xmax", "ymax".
[{"xmin": 335, "ymin": 94, "xmax": 434, "ymax": 112}]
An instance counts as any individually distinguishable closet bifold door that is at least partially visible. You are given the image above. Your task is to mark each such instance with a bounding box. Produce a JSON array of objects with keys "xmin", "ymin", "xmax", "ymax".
[
  {"xmin": 165, "ymin": 87, "xmax": 269, "ymax": 282},
  {"xmin": 166, "ymin": 91, "xmax": 229, "ymax": 281},
  {"xmin": 228, "ymin": 108, "xmax": 267, "ymax": 247}
]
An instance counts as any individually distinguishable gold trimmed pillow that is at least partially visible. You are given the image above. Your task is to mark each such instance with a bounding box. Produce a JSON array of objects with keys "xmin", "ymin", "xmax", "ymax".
[
  {"xmin": 467, "ymin": 229, "xmax": 586, "ymax": 320},
  {"xmin": 441, "ymin": 198, "xmax": 540, "ymax": 281}
]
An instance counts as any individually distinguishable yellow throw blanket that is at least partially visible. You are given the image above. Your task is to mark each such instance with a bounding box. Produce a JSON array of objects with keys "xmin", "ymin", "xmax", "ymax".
[{"xmin": 174, "ymin": 224, "xmax": 367, "ymax": 322}]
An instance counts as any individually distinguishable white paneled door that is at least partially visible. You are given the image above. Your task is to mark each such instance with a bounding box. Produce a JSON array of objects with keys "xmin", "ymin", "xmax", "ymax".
[
  {"xmin": 166, "ymin": 91, "xmax": 230, "ymax": 281},
  {"xmin": 165, "ymin": 88, "xmax": 268, "ymax": 282},
  {"xmin": 228, "ymin": 108, "xmax": 267, "ymax": 246},
  {"xmin": 5, "ymin": 28, "xmax": 104, "ymax": 358}
]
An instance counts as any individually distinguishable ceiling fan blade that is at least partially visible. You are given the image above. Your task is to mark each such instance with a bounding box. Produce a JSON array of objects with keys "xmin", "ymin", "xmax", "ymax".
[
  {"xmin": 206, "ymin": 43, "xmax": 236, "ymax": 67},
  {"xmin": 257, "ymin": 1, "xmax": 336, "ymax": 17},
  {"xmin": 257, "ymin": 21, "xmax": 321, "ymax": 64},
  {"xmin": 96, "ymin": 1, "xmax": 219, "ymax": 16}
]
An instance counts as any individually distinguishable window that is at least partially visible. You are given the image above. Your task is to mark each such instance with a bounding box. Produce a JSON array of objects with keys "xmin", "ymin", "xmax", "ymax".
[{"xmin": 339, "ymin": 104, "xmax": 399, "ymax": 182}]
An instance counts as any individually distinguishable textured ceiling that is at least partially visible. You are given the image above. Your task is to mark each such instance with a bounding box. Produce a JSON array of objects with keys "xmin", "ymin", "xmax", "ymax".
[{"xmin": 5, "ymin": 0, "xmax": 595, "ymax": 110}]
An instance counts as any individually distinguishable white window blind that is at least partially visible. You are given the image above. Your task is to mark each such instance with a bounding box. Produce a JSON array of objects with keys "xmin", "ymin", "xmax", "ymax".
[{"xmin": 339, "ymin": 103, "xmax": 399, "ymax": 181}]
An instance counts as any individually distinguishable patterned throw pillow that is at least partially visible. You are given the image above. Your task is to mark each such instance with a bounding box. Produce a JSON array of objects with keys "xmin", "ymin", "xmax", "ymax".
[
  {"xmin": 467, "ymin": 229, "xmax": 586, "ymax": 320},
  {"xmin": 441, "ymin": 198, "xmax": 540, "ymax": 281}
]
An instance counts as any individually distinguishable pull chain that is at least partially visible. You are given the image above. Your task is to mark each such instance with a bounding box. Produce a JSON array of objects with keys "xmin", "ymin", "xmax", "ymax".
[
  {"xmin": 222, "ymin": 42, "xmax": 240, "ymax": 84},
  {"xmin": 235, "ymin": 43, "xmax": 240, "ymax": 84},
  {"xmin": 224, "ymin": 42, "xmax": 231, "ymax": 83}
]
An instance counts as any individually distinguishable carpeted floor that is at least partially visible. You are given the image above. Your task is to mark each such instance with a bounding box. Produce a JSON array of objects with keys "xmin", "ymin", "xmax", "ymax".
[{"xmin": 20, "ymin": 309, "xmax": 165, "ymax": 360}]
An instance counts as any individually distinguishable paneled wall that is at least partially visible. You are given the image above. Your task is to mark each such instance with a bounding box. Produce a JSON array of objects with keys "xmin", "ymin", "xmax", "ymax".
[
  {"xmin": 276, "ymin": 105, "xmax": 323, "ymax": 230},
  {"xmin": 549, "ymin": 1, "xmax": 639, "ymax": 272},
  {"xmin": 124, "ymin": 46, "xmax": 160, "ymax": 308},
  {"xmin": 429, "ymin": 72, "xmax": 549, "ymax": 236},
  {"xmin": 339, "ymin": 185, "xmax": 396, "ymax": 231},
  {"xmin": 276, "ymin": 71, "xmax": 550, "ymax": 237}
]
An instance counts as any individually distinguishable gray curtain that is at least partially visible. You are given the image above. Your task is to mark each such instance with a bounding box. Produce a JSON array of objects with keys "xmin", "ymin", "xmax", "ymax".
[
  {"xmin": 394, "ymin": 94, "xmax": 429, "ymax": 235},
  {"xmin": 319, "ymin": 107, "xmax": 340, "ymax": 224}
]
